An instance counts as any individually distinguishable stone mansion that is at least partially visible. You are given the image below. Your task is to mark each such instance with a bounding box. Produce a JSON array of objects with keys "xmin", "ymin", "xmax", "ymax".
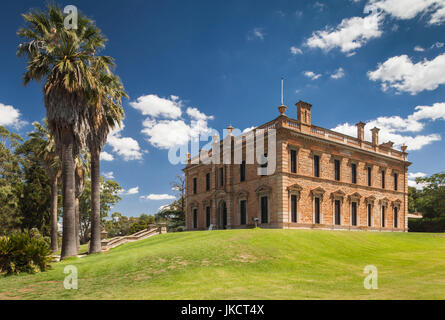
[{"xmin": 184, "ymin": 101, "xmax": 411, "ymax": 232}]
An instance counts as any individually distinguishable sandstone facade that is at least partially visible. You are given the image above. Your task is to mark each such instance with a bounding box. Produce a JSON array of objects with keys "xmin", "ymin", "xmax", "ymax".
[{"xmin": 184, "ymin": 101, "xmax": 411, "ymax": 232}]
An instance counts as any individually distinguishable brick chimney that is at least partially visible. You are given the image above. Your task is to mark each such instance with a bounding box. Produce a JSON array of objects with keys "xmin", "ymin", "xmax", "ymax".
[
  {"xmin": 371, "ymin": 127, "xmax": 380, "ymax": 146},
  {"xmin": 356, "ymin": 122, "xmax": 366, "ymax": 141},
  {"xmin": 296, "ymin": 100, "xmax": 312, "ymax": 126}
]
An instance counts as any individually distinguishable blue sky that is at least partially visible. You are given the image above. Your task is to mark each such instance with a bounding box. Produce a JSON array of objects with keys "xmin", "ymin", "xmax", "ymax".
[{"xmin": 1, "ymin": 0, "xmax": 445, "ymax": 216}]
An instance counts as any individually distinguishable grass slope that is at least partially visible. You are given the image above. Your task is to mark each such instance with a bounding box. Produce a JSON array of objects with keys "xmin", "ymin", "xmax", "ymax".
[{"xmin": 1, "ymin": 229, "xmax": 445, "ymax": 300}]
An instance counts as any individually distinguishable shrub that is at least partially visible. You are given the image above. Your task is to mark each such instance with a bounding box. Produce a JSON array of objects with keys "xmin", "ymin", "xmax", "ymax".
[
  {"xmin": 409, "ymin": 217, "xmax": 445, "ymax": 233},
  {"xmin": 0, "ymin": 232, "xmax": 52, "ymax": 275}
]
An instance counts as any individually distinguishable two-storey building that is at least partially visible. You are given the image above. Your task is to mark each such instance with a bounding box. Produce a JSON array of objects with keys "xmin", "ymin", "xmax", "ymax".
[{"xmin": 184, "ymin": 101, "xmax": 411, "ymax": 232}]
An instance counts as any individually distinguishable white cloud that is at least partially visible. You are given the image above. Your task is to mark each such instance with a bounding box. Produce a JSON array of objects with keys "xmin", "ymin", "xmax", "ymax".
[
  {"xmin": 120, "ymin": 186, "xmax": 139, "ymax": 196},
  {"xmin": 365, "ymin": 0, "xmax": 445, "ymax": 25},
  {"xmin": 0, "ymin": 103, "xmax": 26, "ymax": 128},
  {"xmin": 331, "ymin": 67, "xmax": 345, "ymax": 79},
  {"xmin": 107, "ymin": 125, "xmax": 144, "ymax": 161},
  {"xmin": 103, "ymin": 171, "xmax": 114, "ymax": 179},
  {"xmin": 414, "ymin": 46, "xmax": 425, "ymax": 52},
  {"xmin": 314, "ymin": 1, "xmax": 326, "ymax": 11},
  {"xmin": 290, "ymin": 46, "xmax": 303, "ymax": 55},
  {"xmin": 134, "ymin": 94, "xmax": 214, "ymax": 150},
  {"xmin": 295, "ymin": 10, "xmax": 303, "ymax": 18},
  {"xmin": 303, "ymin": 71, "xmax": 322, "ymax": 80},
  {"xmin": 332, "ymin": 102, "xmax": 445, "ymax": 151},
  {"xmin": 129, "ymin": 94, "xmax": 182, "ymax": 119},
  {"xmin": 305, "ymin": 13, "xmax": 384, "ymax": 54},
  {"xmin": 140, "ymin": 194, "xmax": 176, "ymax": 201},
  {"xmin": 368, "ymin": 53, "xmax": 445, "ymax": 95},
  {"xmin": 248, "ymin": 28, "xmax": 265, "ymax": 40},
  {"xmin": 100, "ymin": 152, "xmax": 114, "ymax": 161}
]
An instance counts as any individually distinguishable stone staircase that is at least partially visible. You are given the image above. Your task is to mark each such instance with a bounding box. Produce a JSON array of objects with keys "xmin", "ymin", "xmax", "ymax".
[{"xmin": 100, "ymin": 224, "xmax": 167, "ymax": 252}]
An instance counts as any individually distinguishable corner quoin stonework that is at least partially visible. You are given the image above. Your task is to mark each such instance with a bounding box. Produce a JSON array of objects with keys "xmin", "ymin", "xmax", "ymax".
[{"xmin": 184, "ymin": 101, "xmax": 411, "ymax": 232}]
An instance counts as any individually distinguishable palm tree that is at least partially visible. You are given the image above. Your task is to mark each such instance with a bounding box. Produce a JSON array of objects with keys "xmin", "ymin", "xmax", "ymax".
[
  {"xmin": 17, "ymin": 5, "xmax": 109, "ymax": 259},
  {"xmin": 74, "ymin": 150, "xmax": 89, "ymax": 251},
  {"xmin": 88, "ymin": 70, "xmax": 126, "ymax": 254},
  {"xmin": 27, "ymin": 121, "xmax": 61, "ymax": 253}
]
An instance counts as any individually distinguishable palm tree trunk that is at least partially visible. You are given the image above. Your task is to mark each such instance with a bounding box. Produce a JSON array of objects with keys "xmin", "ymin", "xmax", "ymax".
[
  {"xmin": 50, "ymin": 176, "xmax": 59, "ymax": 253},
  {"xmin": 75, "ymin": 197, "xmax": 80, "ymax": 251},
  {"xmin": 60, "ymin": 130, "xmax": 78, "ymax": 259},
  {"xmin": 89, "ymin": 148, "xmax": 102, "ymax": 254}
]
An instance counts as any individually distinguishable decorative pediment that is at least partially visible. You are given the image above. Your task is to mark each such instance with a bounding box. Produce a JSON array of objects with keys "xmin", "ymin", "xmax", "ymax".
[
  {"xmin": 392, "ymin": 199, "xmax": 402, "ymax": 208},
  {"xmin": 348, "ymin": 192, "xmax": 362, "ymax": 202},
  {"xmin": 379, "ymin": 197, "xmax": 390, "ymax": 206},
  {"xmin": 211, "ymin": 190, "xmax": 226, "ymax": 199},
  {"xmin": 365, "ymin": 195, "xmax": 376, "ymax": 204},
  {"xmin": 256, "ymin": 185, "xmax": 272, "ymax": 195},
  {"xmin": 331, "ymin": 189, "xmax": 346, "ymax": 198},
  {"xmin": 189, "ymin": 200, "xmax": 199, "ymax": 209},
  {"xmin": 310, "ymin": 187, "xmax": 326, "ymax": 196},
  {"xmin": 202, "ymin": 198, "xmax": 212, "ymax": 207},
  {"xmin": 237, "ymin": 190, "xmax": 249, "ymax": 199},
  {"xmin": 288, "ymin": 183, "xmax": 303, "ymax": 192}
]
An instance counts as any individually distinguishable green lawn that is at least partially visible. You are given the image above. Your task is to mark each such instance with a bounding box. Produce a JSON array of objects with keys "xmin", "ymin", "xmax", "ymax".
[{"xmin": 1, "ymin": 229, "xmax": 444, "ymax": 300}]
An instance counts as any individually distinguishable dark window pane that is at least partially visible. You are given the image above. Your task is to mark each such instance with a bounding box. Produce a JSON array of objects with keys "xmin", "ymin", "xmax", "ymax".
[
  {"xmin": 206, "ymin": 173, "xmax": 210, "ymax": 191},
  {"xmin": 352, "ymin": 163, "xmax": 357, "ymax": 184},
  {"xmin": 334, "ymin": 160, "xmax": 341, "ymax": 181},
  {"xmin": 368, "ymin": 204, "xmax": 372, "ymax": 227},
  {"xmin": 368, "ymin": 167, "xmax": 372, "ymax": 187},
  {"xmin": 206, "ymin": 207, "xmax": 211, "ymax": 228},
  {"xmin": 193, "ymin": 178, "xmax": 197, "ymax": 194},
  {"xmin": 382, "ymin": 206, "xmax": 386, "ymax": 227},
  {"xmin": 240, "ymin": 200, "xmax": 247, "ymax": 225},
  {"xmin": 382, "ymin": 171, "xmax": 385, "ymax": 189},
  {"xmin": 335, "ymin": 200, "xmax": 341, "ymax": 225},
  {"xmin": 240, "ymin": 161, "xmax": 246, "ymax": 182},
  {"xmin": 314, "ymin": 197, "xmax": 320, "ymax": 224},
  {"xmin": 291, "ymin": 195, "xmax": 297, "ymax": 223},
  {"xmin": 261, "ymin": 196, "xmax": 268, "ymax": 224},
  {"xmin": 220, "ymin": 168, "xmax": 224, "ymax": 186},
  {"xmin": 394, "ymin": 207, "xmax": 398, "ymax": 228},
  {"xmin": 291, "ymin": 150, "xmax": 297, "ymax": 173},
  {"xmin": 193, "ymin": 209, "xmax": 198, "ymax": 229},
  {"xmin": 351, "ymin": 202, "xmax": 357, "ymax": 226},
  {"xmin": 314, "ymin": 155, "xmax": 320, "ymax": 177},
  {"xmin": 394, "ymin": 173, "xmax": 398, "ymax": 191}
]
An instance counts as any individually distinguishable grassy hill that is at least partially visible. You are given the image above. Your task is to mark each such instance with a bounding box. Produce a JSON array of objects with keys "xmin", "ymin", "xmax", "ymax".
[{"xmin": 1, "ymin": 229, "xmax": 445, "ymax": 300}]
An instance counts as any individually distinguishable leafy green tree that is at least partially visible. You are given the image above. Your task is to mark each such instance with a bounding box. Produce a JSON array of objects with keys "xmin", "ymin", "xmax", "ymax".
[
  {"xmin": 79, "ymin": 177, "xmax": 122, "ymax": 244},
  {"xmin": 415, "ymin": 173, "xmax": 445, "ymax": 219},
  {"xmin": 0, "ymin": 127, "xmax": 24, "ymax": 235},
  {"xmin": 19, "ymin": 121, "xmax": 61, "ymax": 252}
]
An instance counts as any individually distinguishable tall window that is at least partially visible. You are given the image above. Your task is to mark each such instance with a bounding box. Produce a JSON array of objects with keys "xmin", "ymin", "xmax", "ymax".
[
  {"xmin": 261, "ymin": 196, "xmax": 269, "ymax": 224},
  {"xmin": 193, "ymin": 178, "xmax": 197, "ymax": 194},
  {"xmin": 314, "ymin": 197, "xmax": 320, "ymax": 224},
  {"xmin": 394, "ymin": 207, "xmax": 398, "ymax": 228},
  {"xmin": 219, "ymin": 167, "xmax": 224, "ymax": 186},
  {"xmin": 367, "ymin": 167, "xmax": 372, "ymax": 187},
  {"xmin": 351, "ymin": 202, "xmax": 358, "ymax": 226},
  {"xmin": 291, "ymin": 195, "xmax": 297, "ymax": 223},
  {"xmin": 381, "ymin": 170, "xmax": 386, "ymax": 189},
  {"xmin": 335, "ymin": 200, "xmax": 341, "ymax": 225},
  {"xmin": 193, "ymin": 208, "xmax": 198, "ymax": 229},
  {"xmin": 206, "ymin": 206, "xmax": 211, "ymax": 228},
  {"xmin": 367, "ymin": 204, "xmax": 372, "ymax": 227},
  {"xmin": 334, "ymin": 159, "xmax": 341, "ymax": 181},
  {"xmin": 260, "ymin": 153, "xmax": 268, "ymax": 176},
  {"xmin": 290, "ymin": 150, "xmax": 297, "ymax": 173},
  {"xmin": 240, "ymin": 200, "xmax": 247, "ymax": 225},
  {"xmin": 314, "ymin": 155, "xmax": 320, "ymax": 178},
  {"xmin": 394, "ymin": 173, "xmax": 398, "ymax": 191},
  {"xmin": 206, "ymin": 173, "xmax": 210, "ymax": 191},
  {"xmin": 240, "ymin": 161, "xmax": 246, "ymax": 182},
  {"xmin": 351, "ymin": 163, "xmax": 357, "ymax": 184},
  {"xmin": 381, "ymin": 206, "xmax": 386, "ymax": 227}
]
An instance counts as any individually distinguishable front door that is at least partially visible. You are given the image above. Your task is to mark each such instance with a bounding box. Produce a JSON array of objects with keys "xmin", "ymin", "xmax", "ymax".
[{"xmin": 220, "ymin": 201, "xmax": 227, "ymax": 229}]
